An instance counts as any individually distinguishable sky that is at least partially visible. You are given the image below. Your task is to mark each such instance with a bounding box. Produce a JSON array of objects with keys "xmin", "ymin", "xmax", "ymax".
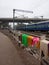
[{"xmin": 0, "ymin": 0, "xmax": 49, "ymax": 18}]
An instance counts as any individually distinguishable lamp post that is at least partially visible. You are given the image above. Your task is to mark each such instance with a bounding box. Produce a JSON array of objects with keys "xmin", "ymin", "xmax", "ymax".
[
  {"xmin": 41, "ymin": 16, "xmax": 43, "ymax": 19},
  {"xmin": 13, "ymin": 9, "xmax": 33, "ymax": 30},
  {"xmin": 13, "ymin": 9, "xmax": 15, "ymax": 30}
]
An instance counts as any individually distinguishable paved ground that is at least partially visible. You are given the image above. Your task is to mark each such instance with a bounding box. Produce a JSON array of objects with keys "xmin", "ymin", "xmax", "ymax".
[{"xmin": 0, "ymin": 32, "xmax": 24, "ymax": 65}]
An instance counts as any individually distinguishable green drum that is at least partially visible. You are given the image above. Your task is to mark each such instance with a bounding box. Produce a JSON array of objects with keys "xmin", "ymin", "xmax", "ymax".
[{"xmin": 22, "ymin": 34, "xmax": 28, "ymax": 47}]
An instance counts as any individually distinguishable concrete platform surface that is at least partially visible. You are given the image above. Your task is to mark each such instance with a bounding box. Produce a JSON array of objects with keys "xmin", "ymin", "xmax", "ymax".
[{"xmin": 0, "ymin": 32, "xmax": 24, "ymax": 65}]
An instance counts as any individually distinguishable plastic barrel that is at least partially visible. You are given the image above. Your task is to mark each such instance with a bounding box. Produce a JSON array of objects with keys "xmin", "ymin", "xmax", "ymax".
[
  {"xmin": 27, "ymin": 36, "xmax": 34, "ymax": 46},
  {"xmin": 40, "ymin": 40, "xmax": 49, "ymax": 58},
  {"xmin": 48, "ymin": 44, "xmax": 49, "ymax": 56},
  {"xmin": 32, "ymin": 37, "xmax": 40, "ymax": 48},
  {"xmin": 35, "ymin": 37, "xmax": 40, "ymax": 49},
  {"xmin": 22, "ymin": 34, "xmax": 28, "ymax": 47}
]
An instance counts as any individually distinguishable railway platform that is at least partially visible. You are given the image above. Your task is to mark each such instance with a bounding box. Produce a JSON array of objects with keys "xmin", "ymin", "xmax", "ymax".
[{"xmin": 0, "ymin": 32, "xmax": 24, "ymax": 65}]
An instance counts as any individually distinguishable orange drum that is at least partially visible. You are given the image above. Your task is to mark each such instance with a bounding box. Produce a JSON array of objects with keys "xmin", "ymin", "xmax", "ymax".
[{"xmin": 27, "ymin": 36, "xmax": 34, "ymax": 46}]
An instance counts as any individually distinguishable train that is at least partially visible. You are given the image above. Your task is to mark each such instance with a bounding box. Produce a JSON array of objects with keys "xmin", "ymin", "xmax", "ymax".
[{"xmin": 16, "ymin": 21, "xmax": 49, "ymax": 31}]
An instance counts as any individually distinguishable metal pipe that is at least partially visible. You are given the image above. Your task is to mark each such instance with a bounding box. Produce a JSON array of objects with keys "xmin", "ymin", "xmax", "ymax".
[{"xmin": 14, "ymin": 9, "xmax": 33, "ymax": 13}]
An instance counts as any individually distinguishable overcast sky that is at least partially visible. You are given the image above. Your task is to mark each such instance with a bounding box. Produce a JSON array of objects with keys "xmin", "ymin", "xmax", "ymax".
[{"xmin": 0, "ymin": 0, "xmax": 49, "ymax": 18}]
